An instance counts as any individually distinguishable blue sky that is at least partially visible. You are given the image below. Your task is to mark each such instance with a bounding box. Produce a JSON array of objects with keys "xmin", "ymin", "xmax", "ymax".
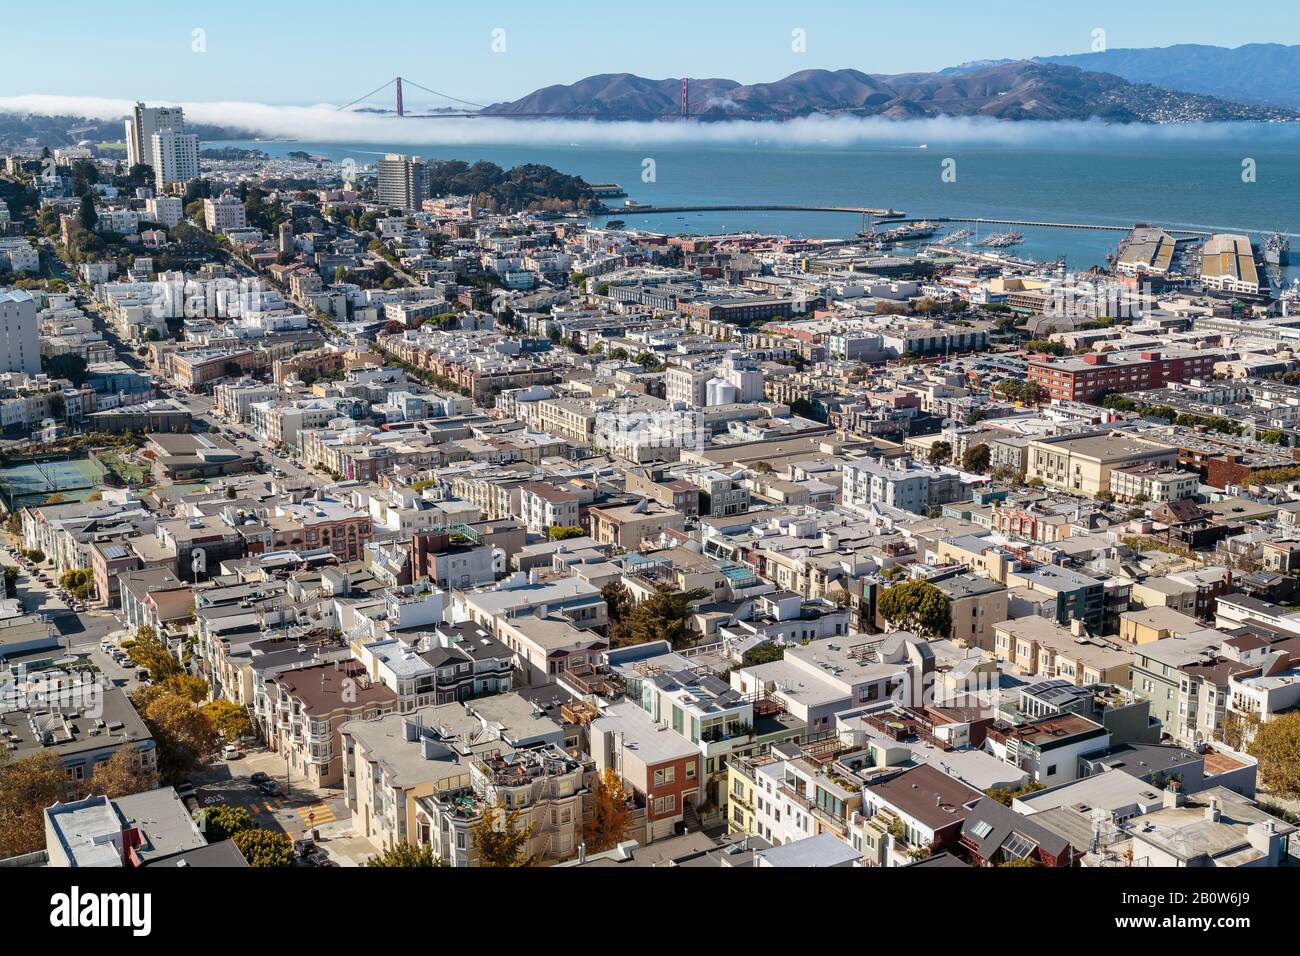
[{"xmin": 4, "ymin": 0, "xmax": 1298, "ymax": 106}]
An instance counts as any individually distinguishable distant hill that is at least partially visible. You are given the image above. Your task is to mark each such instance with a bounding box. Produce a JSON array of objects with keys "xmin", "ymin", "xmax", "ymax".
[
  {"xmin": 482, "ymin": 62, "xmax": 1297, "ymax": 122},
  {"xmin": 1037, "ymin": 44, "xmax": 1300, "ymax": 110},
  {"xmin": 0, "ymin": 111, "xmax": 254, "ymax": 151}
]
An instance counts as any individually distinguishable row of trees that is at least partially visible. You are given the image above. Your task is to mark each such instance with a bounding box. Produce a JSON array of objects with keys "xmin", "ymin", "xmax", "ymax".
[
  {"xmin": 124, "ymin": 627, "xmax": 251, "ymax": 781},
  {"xmin": 195, "ymin": 805, "xmax": 293, "ymax": 866},
  {"xmin": 926, "ymin": 441, "xmax": 992, "ymax": 474}
]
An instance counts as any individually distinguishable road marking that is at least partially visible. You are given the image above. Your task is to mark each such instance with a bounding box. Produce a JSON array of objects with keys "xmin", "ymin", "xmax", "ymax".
[{"xmin": 295, "ymin": 802, "xmax": 338, "ymax": 825}]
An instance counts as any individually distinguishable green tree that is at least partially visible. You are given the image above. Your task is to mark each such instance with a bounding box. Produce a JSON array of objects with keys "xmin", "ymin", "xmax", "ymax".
[
  {"xmin": 78, "ymin": 192, "xmax": 98, "ymax": 231},
  {"xmin": 43, "ymin": 353, "xmax": 89, "ymax": 386},
  {"xmin": 232, "ymin": 827, "xmax": 295, "ymax": 866},
  {"xmin": 1025, "ymin": 339, "xmax": 1066, "ymax": 355},
  {"xmin": 961, "ymin": 443, "xmax": 991, "ymax": 474},
  {"xmin": 984, "ymin": 781, "xmax": 1045, "ymax": 806},
  {"xmin": 59, "ymin": 568, "xmax": 91, "ymax": 592},
  {"xmin": 470, "ymin": 802, "xmax": 535, "ymax": 867},
  {"xmin": 1247, "ymin": 711, "xmax": 1300, "ymax": 796},
  {"xmin": 546, "ymin": 525, "xmax": 585, "ymax": 541},
  {"xmin": 601, "ymin": 581, "xmax": 633, "ymax": 646},
  {"xmin": 877, "ymin": 580, "xmax": 952, "ymax": 638},
  {"xmin": 198, "ymin": 804, "xmax": 255, "ymax": 842},
  {"xmin": 626, "ymin": 585, "xmax": 710, "ymax": 650},
  {"xmin": 367, "ymin": 842, "xmax": 441, "ymax": 866},
  {"xmin": 927, "ymin": 441, "xmax": 952, "ymax": 466},
  {"xmin": 741, "ymin": 643, "xmax": 784, "ymax": 667}
]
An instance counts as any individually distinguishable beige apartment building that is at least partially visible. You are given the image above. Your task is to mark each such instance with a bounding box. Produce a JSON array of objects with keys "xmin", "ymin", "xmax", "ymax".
[
  {"xmin": 933, "ymin": 573, "xmax": 1009, "ymax": 651},
  {"xmin": 1026, "ymin": 433, "xmax": 1177, "ymax": 498},
  {"xmin": 1118, "ymin": 607, "xmax": 1202, "ymax": 645},
  {"xmin": 993, "ymin": 616, "xmax": 1132, "ymax": 687},
  {"xmin": 589, "ymin": 500, "xmax": 687, "ymax": 550},
  {"xmin": 265, "ymin": 660, "xmax": 398, "ymax": 789}
]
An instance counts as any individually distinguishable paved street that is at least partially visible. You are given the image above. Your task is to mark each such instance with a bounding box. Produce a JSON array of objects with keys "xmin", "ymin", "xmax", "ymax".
[
  {"xmin": 190, "ymin": 748, "xmax": 362, "ymax": 865},
  {"xmin": 7, "ymin": 239, "xmax": 362, "ymax": 867},
  {"xmin": 1, "ymin": 546, "xmax": 118, "ymax": 648}
]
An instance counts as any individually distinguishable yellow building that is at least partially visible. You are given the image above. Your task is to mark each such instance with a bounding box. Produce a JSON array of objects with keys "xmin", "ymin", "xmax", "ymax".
[
  {"xmin": 1118, "ymin": 607, "xmax": 1202, "ymax": 645},
  {"xmin": 1026, "ymin": 433, "xmax": 1176, "ymax": 498}
]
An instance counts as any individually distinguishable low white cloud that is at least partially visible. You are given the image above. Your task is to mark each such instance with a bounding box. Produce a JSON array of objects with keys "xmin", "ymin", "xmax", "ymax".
[{"xmin": 0, "ymin": 93, "xmax": 1289, "ymax": 149}]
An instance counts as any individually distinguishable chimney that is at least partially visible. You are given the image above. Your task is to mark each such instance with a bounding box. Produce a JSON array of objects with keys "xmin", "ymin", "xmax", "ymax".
[
  {"xmin": 1162, "ymin": 787, "xmax": 1185, "ymax": 809},
  {"xmin": 1204, "ymin": 797, "xmax": 1221, "ymax": 823},
  {"xmin": 1246, "ymin": 820, "xmax": 1280, "ymax": 861}
]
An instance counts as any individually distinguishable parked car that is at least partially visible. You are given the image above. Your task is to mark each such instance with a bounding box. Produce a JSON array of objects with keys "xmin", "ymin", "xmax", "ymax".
[
  {"xmin": 222, "ymin": 744, "xmax": 241, "ymax": 760},
  {"xmin": 174, "ymin": 781, "xmax": 196, "ymax": 800},
  {"xmin": 293, "ymin": 838, "xmax": 316, "ymax": 857},
  {"xmin": 250, "ymin": 771, "xmax": 271, "ymax": 786},
  {"xmin": 258, "ymin": 781, "xmax": 280, "ymax": 797}
]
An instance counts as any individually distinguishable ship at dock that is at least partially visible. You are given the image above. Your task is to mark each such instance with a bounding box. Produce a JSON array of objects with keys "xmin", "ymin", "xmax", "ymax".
[
  {"xmin": 857, "ymin": 219, "xmax": 938, "ymax": 244},
  {"xmin": 1264, "ymin": 231, "xmax": 1290, "ymax": 266},
  {"xmin": 979, "ymin": 231, "xmax": 1024, "ymax": 248}
]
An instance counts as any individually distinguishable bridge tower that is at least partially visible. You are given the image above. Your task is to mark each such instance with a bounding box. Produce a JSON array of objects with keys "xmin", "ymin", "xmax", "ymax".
[
  {"xmin": 395, "ymin": 76, "xmax": 404, "ymax": 117},
  {"xmin": 681, "ymin": 77, "xmax": 688, "ymax": 117}
]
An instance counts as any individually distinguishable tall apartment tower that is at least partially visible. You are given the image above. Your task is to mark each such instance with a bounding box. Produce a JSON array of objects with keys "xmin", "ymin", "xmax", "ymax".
[
  {"xmin": 376, "ymin": 153, "xmax": 428, "ymax": 211},
  {"xmin": 0, "ymin": 288, "xmax": 40, "ymax": 375},
  {"xmin": 150, "ymin": 128, "xmax": 200, "ymax": 193},
  {"xmin": 125, "ymin": 102, "xmax": 186, "ymax": 169}
]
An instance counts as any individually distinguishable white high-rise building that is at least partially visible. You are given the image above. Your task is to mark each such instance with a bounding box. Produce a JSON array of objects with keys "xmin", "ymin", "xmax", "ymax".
[
  {"xmin": 150, "ymin": 129, "xmax": 200, "ymax": 192},
  {"xmin": 0, "ymin": 288, "xmax": 40, "ymax": 375},
  {"xmin": 203, "ymin": 192, "xmax": 247, "ymax": 233},
  {"xmin": 125, "ymin": 102, "xmax": 186, "ymax": 169},
  {"xmin": 376, "ymin": 154, "xmax": 428, "ymax": 211},
  {"xmin": 146, "ymin": 195, "xmax": 184, "ymax": 229}
]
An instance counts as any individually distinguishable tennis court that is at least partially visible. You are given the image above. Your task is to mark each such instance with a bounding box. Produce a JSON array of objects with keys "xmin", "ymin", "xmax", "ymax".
[{"xmin": 0, "ymin": 457, "xmax": 106, "ymax": 509}]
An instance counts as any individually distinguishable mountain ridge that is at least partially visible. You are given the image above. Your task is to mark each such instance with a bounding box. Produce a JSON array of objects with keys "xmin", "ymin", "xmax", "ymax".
[
  {"xmin": 1035, "ymin": 43, "xmax": 1300, "ymax": 111},
  {"xmin": 480, "ymin": 61, "xmax": 1297, "ymax": 123}
]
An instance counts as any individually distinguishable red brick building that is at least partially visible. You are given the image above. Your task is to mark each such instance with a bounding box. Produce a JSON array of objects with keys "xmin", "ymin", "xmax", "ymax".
[{"xmin": 1028, "ymin": 349, "xmax": 1223, "ymax": 404}]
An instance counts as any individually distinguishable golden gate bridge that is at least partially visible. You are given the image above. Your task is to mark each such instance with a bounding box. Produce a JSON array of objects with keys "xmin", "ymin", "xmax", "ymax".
[{"xmin": 335, "ymin": 76, "xmax": 732, "ymax": 119}]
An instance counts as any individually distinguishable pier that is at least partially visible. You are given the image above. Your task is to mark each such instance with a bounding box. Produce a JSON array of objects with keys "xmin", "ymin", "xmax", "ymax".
[
  {"xmin": 900, "ymin": 217, "xmax": 1214, "ymax": 236},
  {"xmin": 596, "ymin": 206, "xmax": 1217, "ymax": 237},
  {"xmin": 598, "ymin": 204, "xmax": 907, "ymax": 218}
]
